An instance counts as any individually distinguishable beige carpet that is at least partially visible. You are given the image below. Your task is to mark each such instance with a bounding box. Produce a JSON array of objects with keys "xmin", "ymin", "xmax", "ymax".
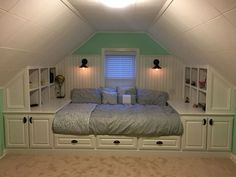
[{"xmin": 0, "ymin": 153, "xmax": 236, "ymax": 177}]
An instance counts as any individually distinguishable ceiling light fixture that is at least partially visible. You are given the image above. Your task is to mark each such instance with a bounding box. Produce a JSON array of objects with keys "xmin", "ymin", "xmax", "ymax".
[{"xmin": 100, "ymin": 0, "xmax": 135, "ymax": 8}]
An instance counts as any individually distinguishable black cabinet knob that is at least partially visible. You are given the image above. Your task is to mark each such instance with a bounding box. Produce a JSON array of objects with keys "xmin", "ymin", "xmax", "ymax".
[
  {"xmin": 209, "ymin": 119, "xmax": 213, "ymax": 126},
  {"xmin": 23, "ymin": 117, "xmax": 27, "ymax": 124},
  {"xmin": 203, "ymin": 119, "xmax": 207, "ymax": 125},
  {"xmin": 29, "ymin": 117, "xmax": 32, "ymax": 124},
  {"xmin": 113, "ymin": 140, "xmax": 120, "ymax": 144},
  {"xmin": 71, "ymin": 140, "xmax": 78, "ymax": 144},
  {"xmin": 156, "ymin": 141, "xmax": 163, "ymax": 145}
]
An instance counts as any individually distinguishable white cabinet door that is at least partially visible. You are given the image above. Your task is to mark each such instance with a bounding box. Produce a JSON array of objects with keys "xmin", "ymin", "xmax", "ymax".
[
  {"xmin": 5, "ymin": 114, "xmax": 29, "ymax": 148},
  {"xmin": 29, "ymin": 114, "xmax": 53, "ymax": 148},
  {"xmin": 207, "ymin": 116, "xmax": 233, "ymax": 151},
  {"xmin": 181, "ymin": 116, "xmax": 207, "ymax": 151}
]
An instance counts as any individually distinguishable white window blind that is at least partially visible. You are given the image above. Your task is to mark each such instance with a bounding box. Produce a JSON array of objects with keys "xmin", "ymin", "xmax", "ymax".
[{"xmin": 105, "ymin": 55, "xmax": 136, "ymax": 79}]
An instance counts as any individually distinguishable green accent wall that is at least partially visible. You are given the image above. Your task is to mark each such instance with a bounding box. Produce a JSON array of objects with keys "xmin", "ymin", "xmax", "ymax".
[
  {"xmin": 233, "ymin": 89, "xmax": 236, "ymax": 154},
  {"xmin": 73, "ymin": 32, "xmax": 169, "ymax": 55},
  {"xmin": 0, "ymin": 89, "xmax": 4, "ymax": 156}
]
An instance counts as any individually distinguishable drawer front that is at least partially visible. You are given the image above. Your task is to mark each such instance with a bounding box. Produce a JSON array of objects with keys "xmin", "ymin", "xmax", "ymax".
[
  {"xmin": 96, "ymin": 136, "xmax": 138, "ymax": 149},
  {"xmin": 54, "ymin": 135, "xmax": 95, "ymax": 149},
  {"xmin": 139, "ymin": 136, "xmax": 181, "ymax": 150}
]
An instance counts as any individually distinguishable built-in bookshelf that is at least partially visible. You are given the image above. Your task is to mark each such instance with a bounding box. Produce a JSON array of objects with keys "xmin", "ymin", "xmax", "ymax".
[
  {"xmin": 29, "ymin": 66, "xmax": 56, "ymax": 108},
  {"xmin": 184, "ymin": 66, "xmax": 207, "ymax": 111}
]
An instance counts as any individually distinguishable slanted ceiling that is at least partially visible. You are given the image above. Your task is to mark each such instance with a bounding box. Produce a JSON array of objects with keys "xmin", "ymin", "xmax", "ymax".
[
  {"xmin": 149, "ymin": 0, "xmax": 236, "ymax": 86},
  {"xmin": 0, "ymin": 0, "xmax": 94, "ymax": 86},
  {"xmin": 0, "ymin": 0, "xmax": 236, "ymax": 87}
]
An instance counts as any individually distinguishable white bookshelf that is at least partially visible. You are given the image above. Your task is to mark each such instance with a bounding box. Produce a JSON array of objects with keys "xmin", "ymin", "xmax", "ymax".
[
  {"xmin": 184, "ymin": 66, "xmax": 207, "ymax": 111},
  {"xmin": 28, "ymin": 67, "xmax": 56, "ymax": 109}
]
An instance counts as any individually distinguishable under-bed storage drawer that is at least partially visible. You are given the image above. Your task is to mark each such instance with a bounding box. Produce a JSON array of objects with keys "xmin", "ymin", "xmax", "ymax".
[
  {"xmin": 96, "ymin": 136, "xmax": 138, "ymax": 149},
  {"xmin": 54, "ymin": 135, "xmax": 96, "ymax": 149},
  {"xmin": 138, "ymin": 136, "xmax": 181, "ymax": 150}
]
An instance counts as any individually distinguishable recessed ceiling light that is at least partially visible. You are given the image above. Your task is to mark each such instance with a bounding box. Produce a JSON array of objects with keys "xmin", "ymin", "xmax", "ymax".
[{"xmin": 100, "ymin": 0, "xmax": 135, "ymax": 8}]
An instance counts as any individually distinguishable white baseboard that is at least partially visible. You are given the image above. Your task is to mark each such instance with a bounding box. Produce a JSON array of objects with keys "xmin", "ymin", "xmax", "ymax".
[
  {"xmin": 4, "ymin": 149, "xmax": 232, "ymax": 158},
  {"xmin": 231, "ymin": 153, "xmax": 236, "ymax": 164},
  {"xmin": 0, "ymin": 150, "xmax": 7, "ymax": 159}
]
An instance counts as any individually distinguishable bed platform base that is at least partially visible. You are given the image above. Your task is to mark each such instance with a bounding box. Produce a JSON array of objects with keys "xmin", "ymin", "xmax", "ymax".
[{"xmin": 54, "ymin": 134, "xmax": 181, "ymax": 151}]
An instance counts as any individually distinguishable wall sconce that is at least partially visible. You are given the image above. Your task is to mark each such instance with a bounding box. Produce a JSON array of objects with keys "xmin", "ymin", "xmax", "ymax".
[
  {"xmin": 152, "ymin": 59, "xmax": 161, "ymax": 70},
  {"xmin": 80, "ymin": 58, "xmax": 88, "ymax": 70}
]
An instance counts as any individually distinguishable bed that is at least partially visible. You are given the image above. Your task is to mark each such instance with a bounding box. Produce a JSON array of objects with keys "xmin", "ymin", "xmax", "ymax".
[{"xmin": 53, "ymin": 87, "xmax": 183, "ymax": 137}]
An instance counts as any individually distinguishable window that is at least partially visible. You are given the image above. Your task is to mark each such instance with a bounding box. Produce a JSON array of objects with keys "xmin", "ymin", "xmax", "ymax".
[{"xmin": 104, "ymin": 52, "xmax": 136, "ymax": 87}]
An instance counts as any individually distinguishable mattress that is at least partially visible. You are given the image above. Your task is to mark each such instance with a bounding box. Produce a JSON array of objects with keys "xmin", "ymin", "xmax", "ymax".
[{"xmin": 53, "ymin": 103, "xmax": 183, "ymax": 137}]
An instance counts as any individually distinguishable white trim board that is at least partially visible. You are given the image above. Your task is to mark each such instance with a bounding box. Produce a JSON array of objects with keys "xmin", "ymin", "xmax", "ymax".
[
  {"xmin": 0, "ymin": 150, "xmax": 7, "ymax": 159},
  {"xmin": 5, "ymin": 149, "xmax": 232, "ymax": 158}
]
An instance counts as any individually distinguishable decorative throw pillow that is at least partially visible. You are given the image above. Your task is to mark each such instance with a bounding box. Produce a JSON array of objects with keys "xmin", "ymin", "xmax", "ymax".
[
  {"xmin": 102, "ymin": 91, "xmax": 117, "ymax": 104},
  {"xmin": 71, "ymin": 88, "xmax": 102, "ymax": 104},
  {"xmin": 118, "ymin": 94, "xmax": 136, "ymax": 104},
  {"xmin": 117, "ymin": 86, "xmax": 137, "ymax": 104},
  {"xmin": 137, "ymin": 89, "xmax": 169, "ymax": 106}
]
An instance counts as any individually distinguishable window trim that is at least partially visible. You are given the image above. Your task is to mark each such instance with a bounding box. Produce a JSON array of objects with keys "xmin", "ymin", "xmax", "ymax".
[{"xmin": 101, "ymin": 48, "xmax": 140, "ymax": 87}]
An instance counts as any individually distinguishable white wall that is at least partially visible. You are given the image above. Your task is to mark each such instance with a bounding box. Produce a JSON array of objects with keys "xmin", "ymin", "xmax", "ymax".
[{"xmin": 56, "ymin": 55, "xmax": 184, "ymax": 100}]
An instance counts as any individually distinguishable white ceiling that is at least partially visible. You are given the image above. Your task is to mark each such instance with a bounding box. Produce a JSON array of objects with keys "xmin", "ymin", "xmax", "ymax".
[
  {"xmin": 0, "ymin": 0, "xmax": 236, "ymax": 86},
  {"xmin": 67, "ymin": 0, "xmax": 167, "ymax": 31}
]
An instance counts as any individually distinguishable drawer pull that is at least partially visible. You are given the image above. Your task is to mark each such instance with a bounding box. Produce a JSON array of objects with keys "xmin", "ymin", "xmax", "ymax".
[
  {"xmin": 71, "ymin": 140, "xmax": 78, "ymax": 144},
  {"xmin": 113, "ymin": 140, "xmax": 120, "ymax": 144},
  {"xmin": 156, "ymin": 141, "xmax": 163, "ymax": 145}
]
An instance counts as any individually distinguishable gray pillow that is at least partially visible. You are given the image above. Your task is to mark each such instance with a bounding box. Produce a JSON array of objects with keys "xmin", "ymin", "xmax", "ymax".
[
  {"xmin": 137, "ymin": 89, "xmax": 169, "ymax": 106},
  {"xmin": 117, "ymin": 86, "xmax": 136, "ymax": 95},
  {"xmin": 117, "ymin": 86, "xmax": 137, "ymax": 104},
  {"xmin": 71, "ymin": 88, "xmax": 101, "ymax": 104},
  {"xmin": 102, "ymin": 91, "xmax": 117, "ymax": 104}
]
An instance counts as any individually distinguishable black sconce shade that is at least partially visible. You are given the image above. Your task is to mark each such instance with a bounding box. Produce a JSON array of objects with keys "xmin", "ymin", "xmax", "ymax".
[
  {"xmin": 152, "ymin": 59, "xmax": 161, "ymax": 70},
  {"xmin": 80, "ymin": 58, "xmax": 88, "ymax": 69}
]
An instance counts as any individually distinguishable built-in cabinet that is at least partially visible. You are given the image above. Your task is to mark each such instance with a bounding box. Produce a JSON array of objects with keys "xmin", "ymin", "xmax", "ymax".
[
  {"xmin": 5, "ymin": 113, "xmax": 54, "ymax": 148},
  {"xmin": 2, "ymin": 65, "xmax": 234, "ymax": 153},
  {"xmin": 181, "ymin": 116, "xmax": 233, "ymax": 151},
  {"xmin": 184, "ymin": 66, "xmax": 234, "ymax": 113},
  {"xmin": 4, "ymin": 112, "xmax": 233, "ymax": 152}
]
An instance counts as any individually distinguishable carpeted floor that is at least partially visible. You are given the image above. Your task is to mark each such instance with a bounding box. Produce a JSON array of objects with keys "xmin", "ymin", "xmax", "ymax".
[{"xmin": 0, "ymin": 153, "xmax": 236, "ymax": 177}]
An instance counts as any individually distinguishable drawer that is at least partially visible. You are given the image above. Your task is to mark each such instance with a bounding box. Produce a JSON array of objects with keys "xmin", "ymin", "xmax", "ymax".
[
  {"xmin": 96, "ymin": 136, "xmax": 138, "ymax": 149},
  {"xmin": 54, "ymin": 135, "xmax": 96, "ymax": 149},
  {"xmin": 139, "ymin": 136, "xmax": 181, "ymax": 150}
]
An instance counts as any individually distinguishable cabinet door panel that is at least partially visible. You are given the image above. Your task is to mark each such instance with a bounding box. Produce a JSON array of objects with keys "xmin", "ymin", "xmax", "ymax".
[
  {"xmin": 182, "ymin": 117, "xmax": 207, "ymax": 151},
  {"xmin": 29, "ymin": 115, "xmax": 53, "ymax": 148},
  {"xmin": 207, "ymin": 117, "xmax": 232, "ymax": 151},
  {"xmin": 5, "ymin": 115, "xmax": 29, "ymax": 148}
]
